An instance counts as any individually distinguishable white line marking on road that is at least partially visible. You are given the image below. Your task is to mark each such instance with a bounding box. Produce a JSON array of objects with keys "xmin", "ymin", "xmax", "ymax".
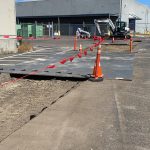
[
  {"xmin": 115, "ymin": 77, "xmax": 125, "ymax": 80},
  {"xmin": 0, "ymin": 64, "xmax": 15, "ymax": 66},
  {"xmin": 0, "ymin": 60, "xmax": 22, "ymax": 62},
  {"xmin": 0, "ymin": 48, "xmax": 52, "ymax": 60}
]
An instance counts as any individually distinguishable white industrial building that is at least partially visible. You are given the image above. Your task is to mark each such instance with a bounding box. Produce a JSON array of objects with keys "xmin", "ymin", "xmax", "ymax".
[
  {"xmin": 16, "ymin": 0, "xmax": 150, "ymax": 34},
  {"xmin": 0, "ymin": 0, "xmax": 17, "ymax": 54},
  {"xmin": 122, "ymin": 0, "xmax": 150, "ymax": 33}
]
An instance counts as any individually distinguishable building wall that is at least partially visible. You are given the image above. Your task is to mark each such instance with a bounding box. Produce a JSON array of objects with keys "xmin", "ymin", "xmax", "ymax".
[
  {"xmin": 0, "ymin": 0, "xmax": 17, "ymax": 53},
  {"xmin": 16, "ymin": 0, "xmax": 120, "ymax": 17},
  {"xmin": 122, "ymin": 0, "xmax": 150, "ymax": 33},
  {"xmin": 16, "ymin": 0, "xmax": 150, "ymax": 33},
  {"xmin": 0, "ymin": 0, "xmax": 16, "ymax": 35}
]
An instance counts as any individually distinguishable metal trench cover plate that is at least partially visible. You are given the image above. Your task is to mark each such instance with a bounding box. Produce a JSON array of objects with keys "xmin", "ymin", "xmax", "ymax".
[{"xmin": 0, "ymin": 47, "xmax": 134, "ymax": 80}]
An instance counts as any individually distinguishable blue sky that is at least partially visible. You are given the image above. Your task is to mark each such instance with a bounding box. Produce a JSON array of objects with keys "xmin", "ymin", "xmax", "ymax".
[
  {"xmin": 138, "ymin": 0, "xmax": 150, "ymax": 6},
  {"xmin": 16, "ymin": 0, "xmax": 150, "ymax": 7}
]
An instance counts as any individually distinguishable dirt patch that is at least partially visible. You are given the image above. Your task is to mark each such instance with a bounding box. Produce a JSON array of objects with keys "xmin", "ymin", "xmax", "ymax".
[
  {"xmin": 102, "ymin": 44, "xmax": 135, "ymax": 52},
  {"xmin": 18, "ymin": 42, "xmax": 34, "ymax": 53},
  {"xmin": 0, "ymin": 73, "xmax": 11, "ymax": 84},
  {"xmin": 0, "ymin": 73, "xmax": 79, "ymax": 142}
]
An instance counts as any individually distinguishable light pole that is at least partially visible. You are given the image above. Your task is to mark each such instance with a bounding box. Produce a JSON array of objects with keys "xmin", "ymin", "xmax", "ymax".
[
  {"xmin": 145, "ymin": 9, "xmax": 149, "ymax": 32},
  {"xmin": 120, "ymin": 0, "xmax": 122, "ymax": 21}
]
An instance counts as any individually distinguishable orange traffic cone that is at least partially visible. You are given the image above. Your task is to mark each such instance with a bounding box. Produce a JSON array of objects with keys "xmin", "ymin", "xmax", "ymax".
[
  {"xmin": 89, "ymin": 45, "xmax": 103, "ymax": 82},
  {"xmin": 74, "ymin": 36, "xmax": 77, "ymax": 51},
  {"xmin": 129, "ymin": 38, "xmax": 133, "ymax": 53},
  {"xmin": 79, "ymin": 44, "xmax": 82, "ymax": 53},
  {"xmin": 112, "ymin": 37, "xmax": 115, "ymax": 43}
]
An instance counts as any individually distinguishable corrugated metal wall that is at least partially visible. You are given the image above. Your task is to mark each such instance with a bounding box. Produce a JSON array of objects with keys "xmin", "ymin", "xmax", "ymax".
[{"xmin": 16, "ymin": 0, "xmax": 120, "ymax": 17}]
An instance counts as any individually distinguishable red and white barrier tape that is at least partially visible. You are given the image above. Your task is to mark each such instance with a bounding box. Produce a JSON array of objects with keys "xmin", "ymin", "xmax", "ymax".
[
  {"xmin": 1, "ymin": 35, "xmax": 99, "ymax": 41},
  {"xmin": 0, "ymin": 36, "xmax": 104, "ymax": 88},
  {"xmin": 0, "ymin": 35, "xmax": 23, "ymax": 40}
]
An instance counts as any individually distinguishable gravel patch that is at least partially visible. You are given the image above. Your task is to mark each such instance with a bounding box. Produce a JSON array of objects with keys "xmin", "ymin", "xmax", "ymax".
[{"xmin": 0, "ymin": 73, "xmax": 79, "ymax": 142}]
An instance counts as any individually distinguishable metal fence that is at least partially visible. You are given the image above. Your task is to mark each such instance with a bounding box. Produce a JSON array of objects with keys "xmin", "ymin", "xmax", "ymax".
[
  {"xmin": 136, "ymin": 23, "xmax": 150, "ymax": 34},
  {"xmin": 16, "ymin": 22, "xmax": 150, "ymax": 38},
  {"xmin": 17, "ymin": 23, "xmax": 97, "ymax": 38},
  {"xmin": 59, "ymin": 24, "xmax": 97, "ymax": 36}
]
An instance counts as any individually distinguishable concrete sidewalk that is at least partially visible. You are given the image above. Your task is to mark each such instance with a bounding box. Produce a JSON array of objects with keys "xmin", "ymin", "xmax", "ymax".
[
  {"xmin": 0, "ymin": 80, "xmax": 124, "ymax": 150},
  {"xmin": 0, "ymin": 39, "xmax": 150, "ymax": 150}
]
